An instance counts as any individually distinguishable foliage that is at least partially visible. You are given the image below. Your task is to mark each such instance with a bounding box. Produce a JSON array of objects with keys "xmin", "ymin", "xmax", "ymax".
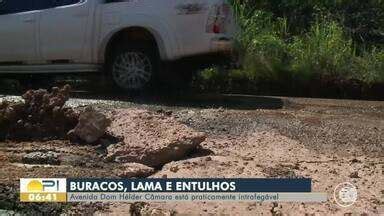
[
  {"xmin": 353, "ymin": 49, "xmax": 384, "ymax": 83},
  {"xmin": 195, "ymin": 1, "xmax": 384, "ymax": 98},
  {"xmin": 288, "ymin": 21, "xmax": 355, "ymax": 80},
  {"xmin": 236, "ymin": 0, "xmax": 384, "ymax": 47}
]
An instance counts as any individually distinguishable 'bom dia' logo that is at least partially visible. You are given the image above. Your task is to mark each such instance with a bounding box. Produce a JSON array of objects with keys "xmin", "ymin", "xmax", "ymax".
[{"xmin": 20, "ymin": 178, "xmax": 67, "ymax": 202}]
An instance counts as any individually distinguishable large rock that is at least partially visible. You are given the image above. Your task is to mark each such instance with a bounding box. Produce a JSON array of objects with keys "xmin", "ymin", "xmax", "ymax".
[
  {"xmin": 106, "ymin": 109, "xmax": 206, "ymax": 167},
  {"xmin": 68, "ymin": 106, "xmax": 111, "ymax": 143}
]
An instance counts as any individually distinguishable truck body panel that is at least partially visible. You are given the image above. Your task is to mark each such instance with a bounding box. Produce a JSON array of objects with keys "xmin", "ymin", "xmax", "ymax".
[{"xmin": 0, "ymin": 0, "xmax": 235, "ymax": 73}]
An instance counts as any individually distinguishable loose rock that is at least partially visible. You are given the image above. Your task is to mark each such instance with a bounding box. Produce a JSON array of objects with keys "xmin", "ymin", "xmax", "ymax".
[
  {"xmin": 68, "ymin": 106, "xmax": 111, "ymax": 144},
  {"xmin": 170, "ymin": 166, "xmax": 179, "ymax": 173},
  {"xmin": 130, "ymin": 202, "xmax": 174, "ymax": 216},
  {"xmin": 117, "ymin": 163, "xmax": 155, "ymax": 178},
  {"xmin": 349, "ymin": 171, "xmax": 360, "ymax": 178},
  {"xmin": 22, "ymin": 151, "xmax": 60, "ymax": 165}
]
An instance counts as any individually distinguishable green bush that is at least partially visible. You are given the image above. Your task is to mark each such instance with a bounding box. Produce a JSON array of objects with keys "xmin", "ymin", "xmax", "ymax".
[
  {"xmin": 232, "ymin": 3, "xmax": 290, "ymax": 81},
  {"xmin": 237, "ymin": 0, "xmax": 384, "ymax": 47},
  {"xmin": 353, "ymin": 49, "xmax": 384, "ymax": 83},
  {"xmin": 289, "ymin": 21, "xmax": 355, "ymax": 80},
  {"xmin": 194, "ymin": 1, "xmax": 384, "ymax": 98}
]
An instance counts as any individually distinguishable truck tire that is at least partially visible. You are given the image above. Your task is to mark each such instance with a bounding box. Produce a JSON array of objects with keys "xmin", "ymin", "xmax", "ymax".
[{"xmin": 108, "ymin": 44, "xmax": 159, "ymax": 92}]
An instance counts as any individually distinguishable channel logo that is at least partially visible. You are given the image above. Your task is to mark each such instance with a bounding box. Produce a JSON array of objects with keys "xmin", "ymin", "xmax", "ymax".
[
  {"xmin": 20, "ymin": 178, "xmax": 67, "ymax": 202},
  {"xmin": 333, "ymin": 182, "xmax": 358, "ymax": 207}
]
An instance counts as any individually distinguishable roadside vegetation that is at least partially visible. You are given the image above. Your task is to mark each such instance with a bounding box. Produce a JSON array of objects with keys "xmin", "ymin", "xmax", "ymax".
[{"xmin": 194, "ymin": 0, "xmax": 384, "ymax": 99}]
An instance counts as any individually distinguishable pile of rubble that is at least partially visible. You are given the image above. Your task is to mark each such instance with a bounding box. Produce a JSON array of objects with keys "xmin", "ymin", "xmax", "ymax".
[
  {"xmin": 0, "ymin": 86, "xmax": 207, "ymax": 170},
  {"xmin": 0, "ymin": 85, "xmax": 111, "ymax": 143},
  {"xmin": 0, "ymin": 85, "xmax": 78, "ymax": 141}
]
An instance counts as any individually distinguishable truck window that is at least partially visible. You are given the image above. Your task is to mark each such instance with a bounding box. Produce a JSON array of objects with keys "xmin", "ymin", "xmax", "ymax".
[
  {"xmin": 0, "ymin": 0, "xmax": 33, "ymax": 15},
  {"xmin": 34, "ymin": 1, "xmax": 55, "ymax": 10},
  {"xmin": 54, "ymin": 0, "xmax": 82, "ymax": 7},
  {"xmin": 33, "ymin": 0, "xmax": 82, "ymax": 10}
]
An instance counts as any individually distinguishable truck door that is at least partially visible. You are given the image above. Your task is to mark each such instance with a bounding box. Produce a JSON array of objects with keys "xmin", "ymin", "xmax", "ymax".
[
  {"xmin": 0, "ymin": 0, "xmax": 38, "ymax": 63},
  {"xmin": 38, "ymin": 0, "xmax": 92, "ymax": 62}
]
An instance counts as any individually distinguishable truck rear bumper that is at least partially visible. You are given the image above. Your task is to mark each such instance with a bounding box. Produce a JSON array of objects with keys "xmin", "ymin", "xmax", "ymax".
[
  {"xmin": 210, "ymin": 38, "xmax": 233, "ymax": 53},
  {"xmin": 169, "ymin": 37, "xmax": 240, "ymax": 69}
]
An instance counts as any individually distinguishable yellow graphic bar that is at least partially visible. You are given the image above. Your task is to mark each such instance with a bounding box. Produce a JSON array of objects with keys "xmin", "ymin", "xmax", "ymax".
[{"xmin": 20, "ymin": 193, "xmax": 67, "ymax": 202}]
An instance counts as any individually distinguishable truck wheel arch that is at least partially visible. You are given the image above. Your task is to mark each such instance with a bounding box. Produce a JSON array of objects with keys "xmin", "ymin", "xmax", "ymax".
[{"xmin": 100, "ymin": 26, "xmax": 167, "ymax": 65}]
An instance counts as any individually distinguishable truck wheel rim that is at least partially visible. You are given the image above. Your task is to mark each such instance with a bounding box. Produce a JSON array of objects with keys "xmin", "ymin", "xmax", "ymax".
[{"xmin": 112, "ymin": 52, "xmax": 152, "ymax": 90}]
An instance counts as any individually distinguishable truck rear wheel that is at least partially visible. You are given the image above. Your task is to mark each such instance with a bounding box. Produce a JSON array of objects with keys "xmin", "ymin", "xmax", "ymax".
[{"xmin": 109, "ymin": 44, "xmax": 158, "ymax": 92}]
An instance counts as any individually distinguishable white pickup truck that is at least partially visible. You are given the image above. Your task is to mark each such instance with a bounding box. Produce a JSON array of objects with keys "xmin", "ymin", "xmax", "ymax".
[{"xmin": 0, "ymin": 0, "xmax": 235, "ymax": 91}]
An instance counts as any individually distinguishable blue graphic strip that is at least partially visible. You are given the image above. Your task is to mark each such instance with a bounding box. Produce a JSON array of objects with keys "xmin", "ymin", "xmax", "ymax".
[{"xmin": 67, "ymin": 178, "xmax": 311, "ymax": 193}]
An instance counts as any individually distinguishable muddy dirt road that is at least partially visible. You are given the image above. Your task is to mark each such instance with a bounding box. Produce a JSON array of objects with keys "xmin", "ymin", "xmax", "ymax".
[{"xmin": 0, "ymin": 93, "xmax": 383, "ymax": 215}]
